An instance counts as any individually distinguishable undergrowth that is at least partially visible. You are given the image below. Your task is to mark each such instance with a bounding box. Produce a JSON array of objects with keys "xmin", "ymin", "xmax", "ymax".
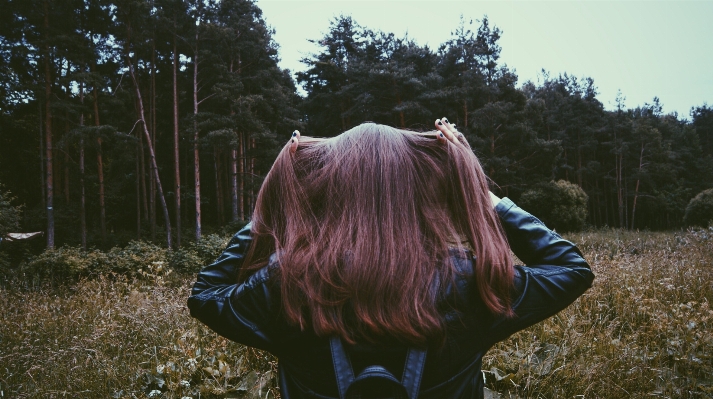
[{"xmin": 0, "ymin": 228, "xmax": 711, "ymax": 398}]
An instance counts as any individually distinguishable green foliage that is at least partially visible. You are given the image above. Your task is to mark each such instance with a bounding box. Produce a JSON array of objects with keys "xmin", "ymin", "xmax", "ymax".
[
  {"xmin": 18, "ymin": 234, "xmax": 230, "ymax": 284},
  {"xmin": 519, "ymin": 180, "xmax": 589, "ymax": 232},
  {"xmin": 191, "ymin": 233, "xmax": 231, "ymax": 265},
  {"xmin": 1, "ymin": 0, "xmax": 713, "ymax": 252},
  {"xmin": 683, "ymin": 188, "xmax": 713, "ymax": 227},
  {"xmin": 0, "ymin": 183, "xmax": 23, "ymax": 237}
]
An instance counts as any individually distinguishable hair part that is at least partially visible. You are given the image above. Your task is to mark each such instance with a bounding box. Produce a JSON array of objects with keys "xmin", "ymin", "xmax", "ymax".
[{"xmin": 240, "ymin": 123, "xmax": 513, "ymax": 346}]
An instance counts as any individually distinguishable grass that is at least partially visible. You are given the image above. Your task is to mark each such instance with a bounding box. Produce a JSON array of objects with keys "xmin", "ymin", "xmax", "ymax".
[{"xmin": 1, "ymin": 228, "xmax": 711, "ymax": 398}]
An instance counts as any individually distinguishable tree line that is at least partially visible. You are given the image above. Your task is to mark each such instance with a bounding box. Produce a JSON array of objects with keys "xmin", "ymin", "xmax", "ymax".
[{"xmin": 1, "ymin": 1, "xmax": 712, "ymax": 250}]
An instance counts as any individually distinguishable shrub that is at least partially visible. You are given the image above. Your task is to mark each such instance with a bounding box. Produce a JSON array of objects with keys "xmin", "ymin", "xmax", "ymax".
[
  {"xmin": 17, "ymin": 234, "xmax": 233, "ymax": 285},
  {"xmin": 21, "ymin": 246, "xmax": 110, "ymax": 282},
  {"xmin": 683, "ymin": 188, "xmax": 713, "ymax": 227},
  {"xmin": 190, "ymin": 233, "xmax": 230, "ymax": 265},
  {"xmin": 518, "ymin": 180, "xmax": 588, "ymax": 232},
  {"xmin": 0, "ymin": 183, "xmax": 23, "ymax": 237}
]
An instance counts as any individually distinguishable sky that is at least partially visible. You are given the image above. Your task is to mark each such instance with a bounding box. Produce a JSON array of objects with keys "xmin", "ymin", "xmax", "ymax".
[{"xmin": 254, "ymin": 0, "xmax": 713, "ymax": 119}]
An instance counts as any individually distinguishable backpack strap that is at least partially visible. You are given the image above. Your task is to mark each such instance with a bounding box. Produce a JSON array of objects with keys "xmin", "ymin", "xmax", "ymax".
[{"xmin": 329, "ymin": 336, "xmax": 427, "ymax": 399}]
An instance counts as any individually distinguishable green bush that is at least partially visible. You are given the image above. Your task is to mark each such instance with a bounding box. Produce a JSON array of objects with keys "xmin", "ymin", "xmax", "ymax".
[
  {"xmin": 683, "ymin": 188, "xmax": 713, "ymax": 227},
  {"xmin": 21, "ymin": 246, "xmax": 110, "ymax": 282},
  {"xmin": 518, "ymin": 180, "xmax": 589, "ymax": 232},
  {"xmin": 191, "ymin": 233, "xmax": 230, "ymax": 264},
  {"xmin": 17, "ymin": 233, "xmax": 232, "ymax": 284},
  {"xmin": 0, "ymin": 183, "xmax": 23, "ymax": 237}
]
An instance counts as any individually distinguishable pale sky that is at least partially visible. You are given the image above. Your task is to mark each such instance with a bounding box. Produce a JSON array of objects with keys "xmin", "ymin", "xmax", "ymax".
[{"xmin": 255, "ymin": 0, "xmax": 713, "ymax": 119}]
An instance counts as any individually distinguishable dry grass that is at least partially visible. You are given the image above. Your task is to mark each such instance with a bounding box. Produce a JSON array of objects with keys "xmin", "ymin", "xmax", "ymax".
[
  {"xmin": 484, "ymin": 228, "xmax": 713, "ymax": 398},
  {"xmin": 1, "ymin": 229, "xmax": 711, "ymax": 398}
]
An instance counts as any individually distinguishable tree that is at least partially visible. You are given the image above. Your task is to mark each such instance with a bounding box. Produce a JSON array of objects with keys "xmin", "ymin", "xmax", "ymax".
[
  {"xmin": 683, "ymin": 188, "xmax": 713, "ymax": 227},
  {"xmin": 519, "ymin": 180, "xmax": 589, "ymax": 232}
]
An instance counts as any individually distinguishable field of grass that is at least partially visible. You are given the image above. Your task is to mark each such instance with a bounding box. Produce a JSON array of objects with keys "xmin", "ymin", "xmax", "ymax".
[{"xmin": 1, "ymin": 228, "xmax": 711, "ymax": 398}]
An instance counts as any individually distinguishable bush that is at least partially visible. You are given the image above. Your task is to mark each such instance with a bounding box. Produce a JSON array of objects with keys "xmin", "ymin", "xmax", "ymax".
[
  {"xmin": 17, "ymin": 234, "xmax": 232, "ymax": 285},
  {"xmin": 191, "ymin": 233, "xmax": 231, "ymax": 264},
  {"xmin": 0, "ymin": 183, "xmax": 23, "ymax": 237},
  {"xmin": 21, "ymin": 246, "xmax": 110, "ymax": 283},
  {"xmin": 518, "ymin": 180, "xmax": 588, "ymax": 232},
  {"xmin": 683, "ymin": 188, "xmax": 713, "ymax": 227}
]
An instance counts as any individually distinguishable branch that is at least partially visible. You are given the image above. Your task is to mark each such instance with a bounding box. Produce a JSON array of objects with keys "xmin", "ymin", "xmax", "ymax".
[
  {"xmin": 127, "ymin": 119, "xmax": 143, "ymax": 137},
  {"xmin": 111, "ymin": 72, "xmax": 126, "ymax": 96},
  {"xmin": 197, "ymin": 92, "xmax": 216, "ymax": 106}
]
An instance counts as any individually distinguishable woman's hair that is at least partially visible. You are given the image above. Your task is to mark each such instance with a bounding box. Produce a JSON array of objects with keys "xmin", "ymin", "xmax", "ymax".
[{"xmin": 240, "ymin": 123, "xmax": 513, "ymax": 346}]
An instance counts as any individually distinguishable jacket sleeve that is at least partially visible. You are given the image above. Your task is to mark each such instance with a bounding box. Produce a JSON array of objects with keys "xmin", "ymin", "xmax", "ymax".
[
  {"xmin": 187, "ymin": 222, "xmax": 278, "ymax": 352},
  {"xmin": 484, "ymin": 198, "xmax": 595, "ymax": 346}
]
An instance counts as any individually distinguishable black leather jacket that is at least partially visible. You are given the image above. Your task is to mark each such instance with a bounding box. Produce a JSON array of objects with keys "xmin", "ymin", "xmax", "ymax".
[{"xmin": 188, "ymin": 198, "xmax": 594, "ymax": 398}]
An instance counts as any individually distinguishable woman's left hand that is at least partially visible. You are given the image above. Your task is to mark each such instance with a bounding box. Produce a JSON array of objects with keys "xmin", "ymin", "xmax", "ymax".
[{"xmin": 435, "ymin": 117, "xmax": 460, "ymax": 143}]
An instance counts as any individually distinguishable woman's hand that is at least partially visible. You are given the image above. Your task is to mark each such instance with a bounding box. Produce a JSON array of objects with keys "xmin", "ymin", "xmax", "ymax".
[
  {"xmin": 434, "ymin": 117, "xmax": 460, "ymax": 143},
  {"xmin": 434, "ymin": 117, "xmax": 500, "ymax": 208}
]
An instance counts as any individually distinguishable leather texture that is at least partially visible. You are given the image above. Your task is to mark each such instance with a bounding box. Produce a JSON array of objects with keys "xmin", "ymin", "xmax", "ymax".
[{"xmin": 188, "ymin": 198, "xmax": 594, "ymax": 399}]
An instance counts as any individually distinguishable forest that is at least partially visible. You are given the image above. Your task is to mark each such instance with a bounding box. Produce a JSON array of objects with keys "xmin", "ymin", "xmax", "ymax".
[
  {"xmin": 2, "ymin": 2, "xmax": 713, "ymax": 398},
  {"xmin": 1, "ymin": 0, "xmax": 713, "ymax": 252}
]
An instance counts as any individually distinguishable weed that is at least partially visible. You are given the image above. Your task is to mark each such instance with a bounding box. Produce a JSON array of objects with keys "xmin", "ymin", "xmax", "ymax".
[{"xmin": 1, "ymin": 229, "xmax": 711, "ymax": 398}]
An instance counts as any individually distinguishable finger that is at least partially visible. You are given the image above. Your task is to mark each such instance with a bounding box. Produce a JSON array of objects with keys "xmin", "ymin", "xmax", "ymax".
[
  {"xmin": 436, "ymin": 131, "xmax": 448, "ymax": 144},
  {"xmin": 289, "ymin": 131, "xmax": 300, "ymax": 154},
  {"xmin": 435, "ymin": 119, "xmax": 456, "ymax": 143},
  {"xmin": 441, "ymin": 117, "xmax": 459, "ymax": 137}
]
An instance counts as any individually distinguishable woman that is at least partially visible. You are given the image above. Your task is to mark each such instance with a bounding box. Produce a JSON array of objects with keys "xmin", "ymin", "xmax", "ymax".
[{"xmin": 188, "ymin": 119, "xmax": 594, "ymax": 398}]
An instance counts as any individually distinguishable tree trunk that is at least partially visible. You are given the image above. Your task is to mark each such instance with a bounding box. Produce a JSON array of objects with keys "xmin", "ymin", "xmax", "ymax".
[
  {"xmin": 126, "ymin": 32, "xmax": 173, "ymax": 248},
  {"xmin": 43, "ymin": 1, "xmax": 54, "ymax": 249},
  {"xmin": 136, "ymin": 138, "xmax": 141, "ymax": 239},
  {"xmin": 250, "ymin": 137, "xmax": 256, "ymax": 212},
  {"xmin": 489, "ymin": 133, "xmax": 495, "ymax": 178},
  {"xmin": 139, "ymin": 130, "xmax": 148, "ymax": 221},
  {"xmin": 64, "ymin": 148, "xmax": 70, "ymax": 204},
  {"xmin": 79, "ymin": 81, "xmax": 86, "ymax": 250},
  {"xmin": 577, "ymin": 130, "xmax": 582, "ymax": 187},
  {"xmin": 624, "ymin": 166, "xmax": 629, "ymax": 229},
  {"xmin": 173, "ymin": 31, "xmax": 181, "ymax": 247},
  {"xmin": 463, "ymin": 100, "xmax": 468, "ymax": 130},
  {"xmin": 149, "ymin": 41, "xmax": 157, "ymax": 241},
  {"xmin": 214, "ymin": 146, "xmax": 224, "ymax": 225},
  {"xmin": 616, "ymin": 150, "xmax": 626, "ymax": 228},
  {"xmin": 229, "ymin": 56, "xmax": 238, "ymax": 222},
  {"xmin": 238, "ymin": 131, "xmax": 245, "ymax": 220},
  {"xmin": 39, "ymin": 99, "xmax": 45, "ymax": 209},
  {"xmin": 193, "ymin": 33, "xmax": 202, "ymax": 240},
  {"xmin": 631, "ymin": 142, "xmax": 644, "ymax": 230},
  {"xmin": 92, "ymin": 78, "xmax": 106, "ymax": 244},
  {"xmin": 231, "ymin": 148, "xmax": 238, "ymax": 222}
]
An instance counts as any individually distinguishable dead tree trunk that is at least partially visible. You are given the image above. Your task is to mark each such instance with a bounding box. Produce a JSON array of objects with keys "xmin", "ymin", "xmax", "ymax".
[{"xmin": 126, "ymin": 37, "xmax": 173, "ymax": 248}]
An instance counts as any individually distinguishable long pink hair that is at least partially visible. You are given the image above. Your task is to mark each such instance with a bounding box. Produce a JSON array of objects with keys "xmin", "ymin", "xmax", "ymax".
[{"xmin": 240, "ymin": 123, "xmax": 513, "ymax": 345}]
